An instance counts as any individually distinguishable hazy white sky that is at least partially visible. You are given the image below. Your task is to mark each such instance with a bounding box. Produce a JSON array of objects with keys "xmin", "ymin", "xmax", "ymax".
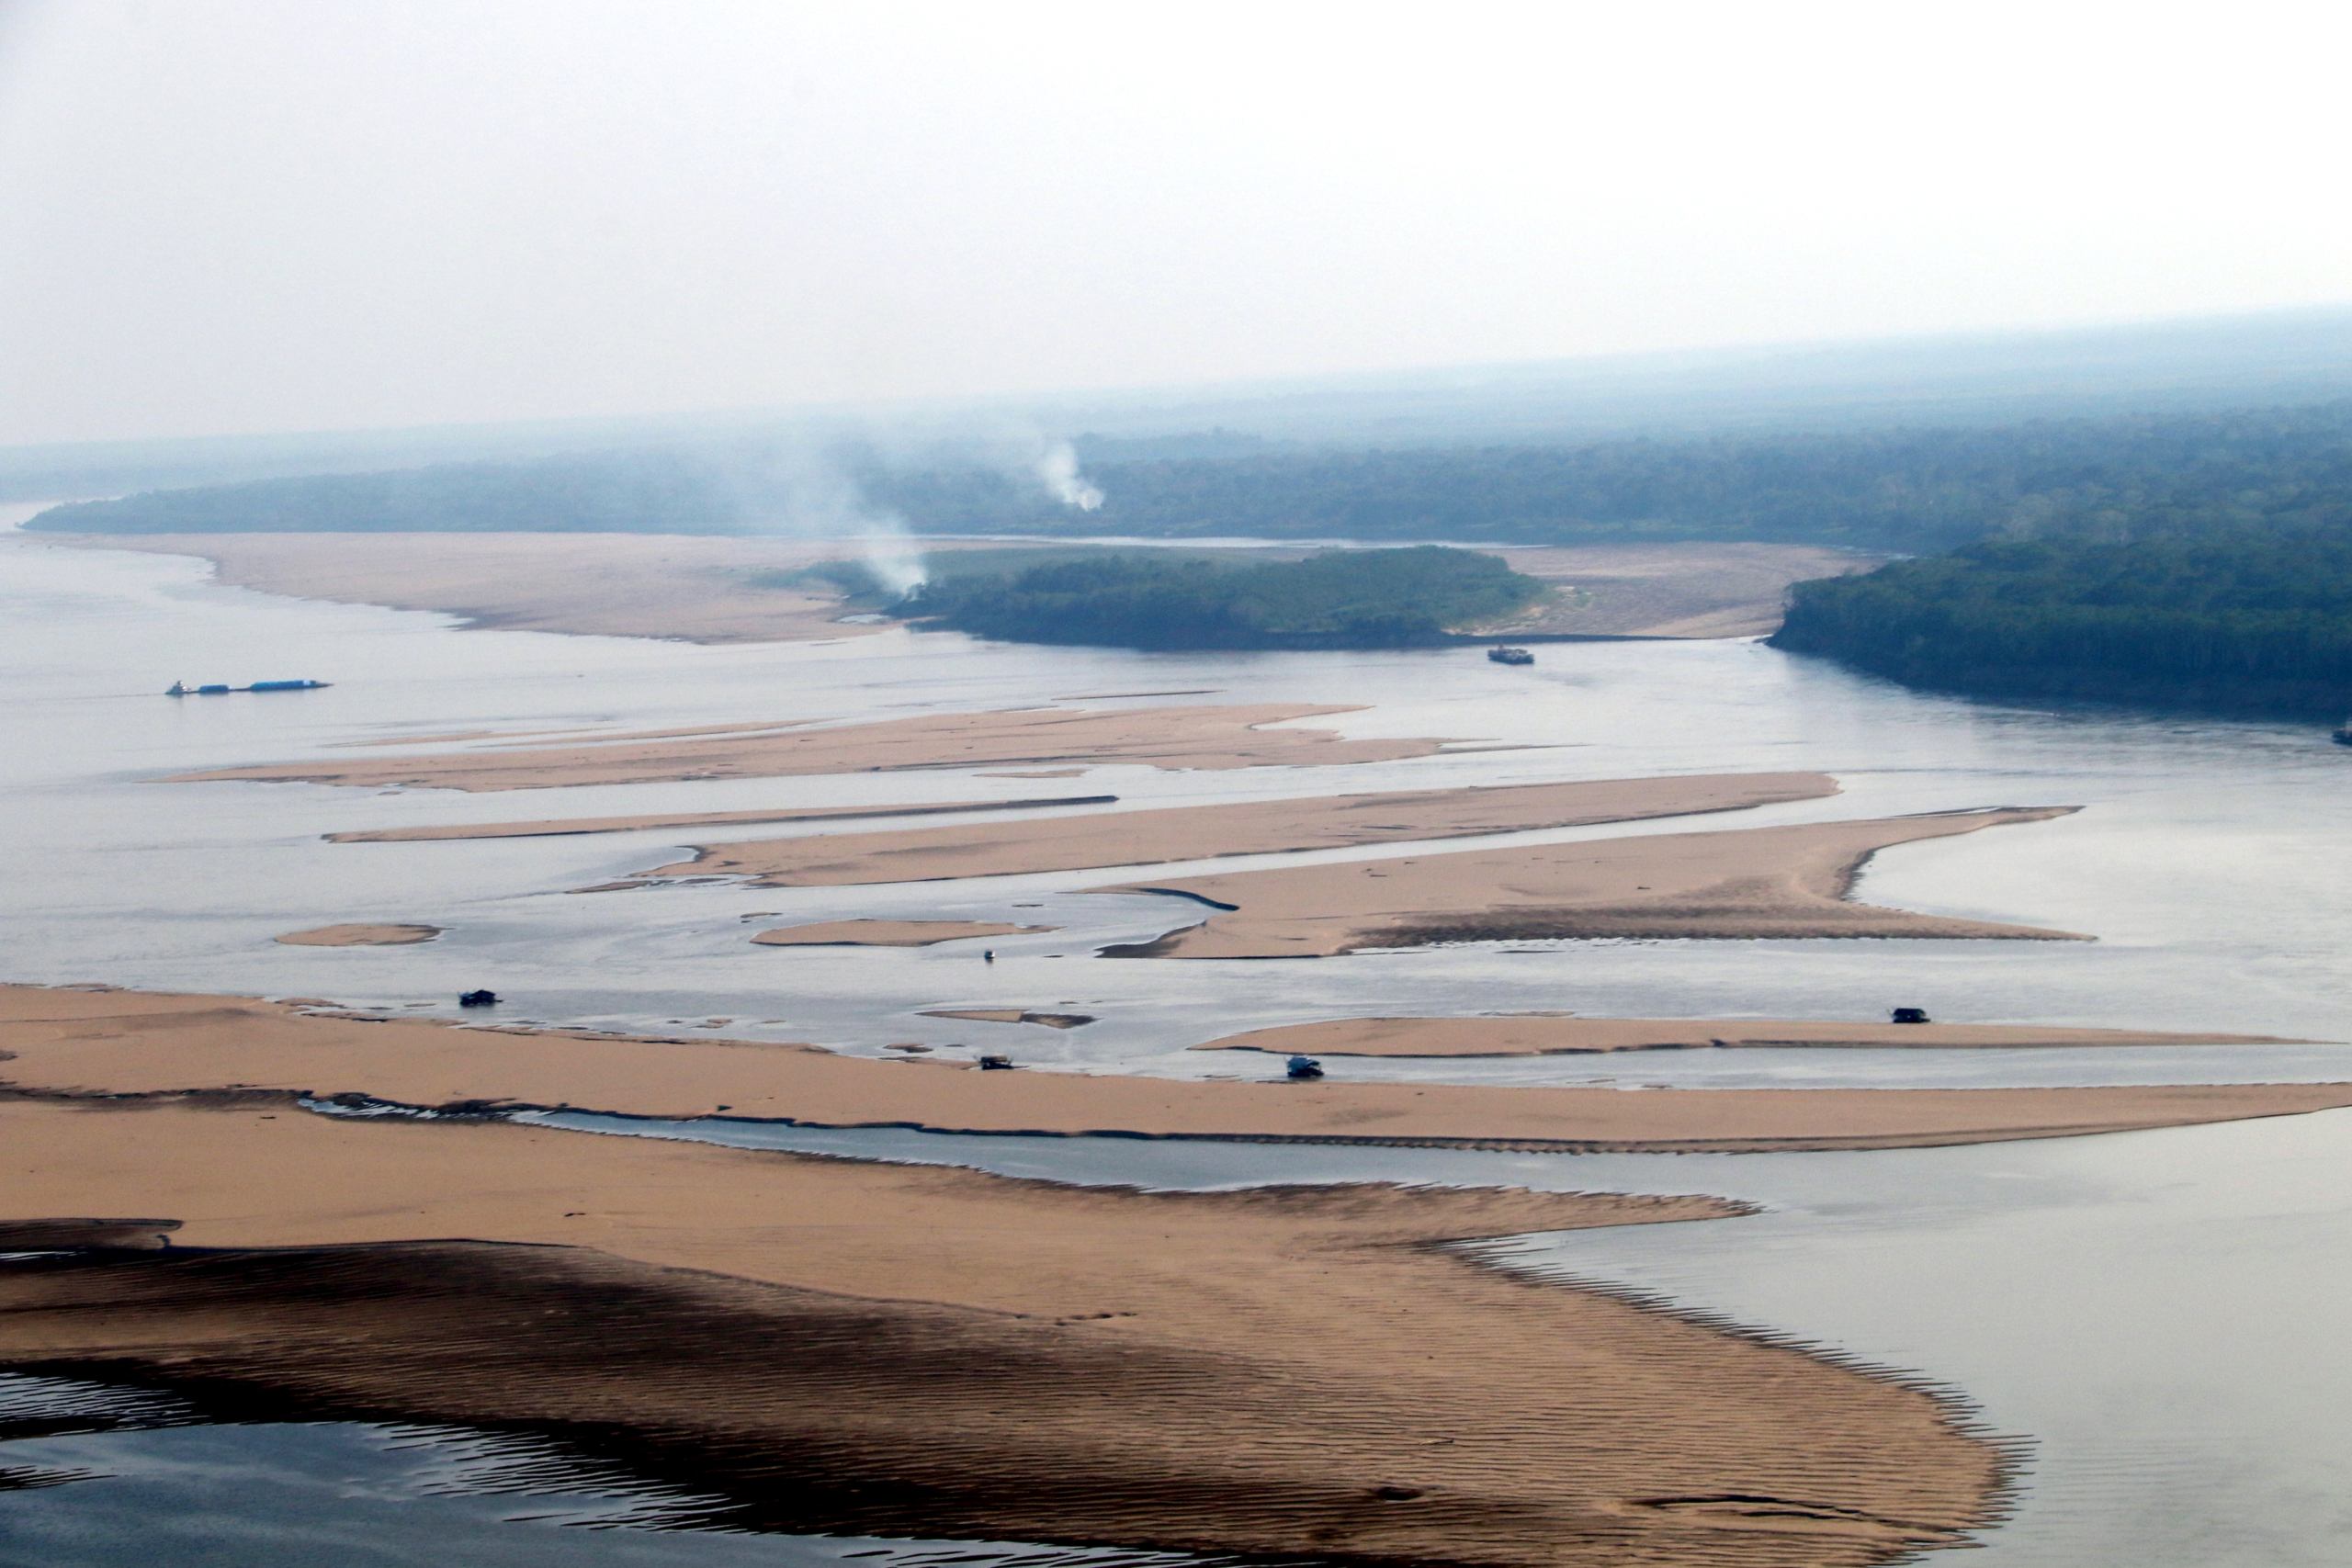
[{"xmin": 4, "ymin": 0, "xmax": 2349, "ymax": 446}]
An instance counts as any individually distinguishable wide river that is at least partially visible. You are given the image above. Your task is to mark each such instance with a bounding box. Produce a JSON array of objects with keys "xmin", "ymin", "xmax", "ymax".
[{"xmin": 2, "ymin": 520, "xmax": 2348, "ymax": 1566}]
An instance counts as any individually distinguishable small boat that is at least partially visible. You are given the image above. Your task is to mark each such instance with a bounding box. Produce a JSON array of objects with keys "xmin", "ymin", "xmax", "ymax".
[
  {"xmin": 2332, "ymin": 718, "xmax": 2352, "ymax": 746},
  {"xmin": 1487, "ymin": 646, "xmax": 1534, "ymax": 666},
  {"xmin": 1285, "ymin": 1055, "xmax": 1325, "ymax": 1080},
  {"xmin": 458, "ymin": 989, "xmax": 499, "ymax": 1008},
  {"xmin": 166, "ymin": 679, "xmax": 331, "ymax": 695},
  {"xmin": 1891, "ymin": 1007, "xmax": 1931, "ymax": 1024}
]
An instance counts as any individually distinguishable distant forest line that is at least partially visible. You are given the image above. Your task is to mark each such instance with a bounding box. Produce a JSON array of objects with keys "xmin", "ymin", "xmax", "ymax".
[{"xmin": 29, "ymin": 400, "xmax": 2352, "ymax": 557}]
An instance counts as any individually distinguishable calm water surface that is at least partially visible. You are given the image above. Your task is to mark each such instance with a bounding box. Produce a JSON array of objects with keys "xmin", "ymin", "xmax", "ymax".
[{"xmin": 2, "ymin": 525, "xmax": 2349, "ymax": 1564}]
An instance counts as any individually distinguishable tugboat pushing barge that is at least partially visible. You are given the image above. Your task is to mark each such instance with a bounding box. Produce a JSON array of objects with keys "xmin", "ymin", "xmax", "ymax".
[{"xmin": 1487, "ymin": 646, "xmax": 1534, "ymax": 666}]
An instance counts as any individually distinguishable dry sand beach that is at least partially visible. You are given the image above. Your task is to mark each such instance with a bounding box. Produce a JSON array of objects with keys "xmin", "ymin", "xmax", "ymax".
[
  {"xmin": 1098, "ymin": 807, "xmax": 2089, "ymax": 958},
  {"xmin": 628, "ymin": 773, "xmax": 1840, "ymax": 887},
  {"xmin": 1199, "ymin": 1016, "xmax": 2314, "ymax": 1057},
  {"xmin": 171, "ymin": 703, "xmax": 1463, "ymax": 791},
  {"xmin": 270, "ymin": 923, "xmax": 442, "ymax": 946},
  {"xmin": 0, "ymin": 1098, "xmax": 1992, "ymax": 1568}
]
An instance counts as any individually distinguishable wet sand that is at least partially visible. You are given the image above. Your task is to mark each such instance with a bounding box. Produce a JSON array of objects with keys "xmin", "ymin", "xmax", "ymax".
[
  {"xmin": 270, "ymin": 923, "xmax": 441, "ymax": 946},
  {"xmin": 0, "ymin": 1099, "xmax": 1999, "ymax": 1567},
  {"xmin": 326, "ymin": 794, "xmax": 1116, "ymax": 843},
  {"xmin": 752, "ymin": 919, "xmax": 1056, "ymax": 947},
  {"xmin": 170, "ymin": 704, "xmax": 1457, "ymax": 791},
  {"xmin": 1200, "ymin": 1016, "xmax": 2317, "ymax": 1056},
  {"xmin": 1097, "ymin": 807, "xmax": 2089, "ymax": 959},
  {"xmin": 7, "ymin": 986, "xmax": 2345, "ymax": 1153},
  {"xmin": 634, "ymin": 773, "xmax": 1838, "ymax": 888}
]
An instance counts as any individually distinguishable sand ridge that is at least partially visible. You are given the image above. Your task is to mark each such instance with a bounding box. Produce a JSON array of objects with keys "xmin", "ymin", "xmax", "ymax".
[
  {"xmin": 752, "ymin": 920, "xmax": 1057, "ymax": 947},
  {"xmin": 6, "ymin": 985, "xmax": 2346, "ymax": 1153},
  {"xmin": 0, "ymin": 1098, "xmax": 2003, "ymax": 1566},
  {"xmin": 1199, "ymin": 1015, "xmax": 2318, "ymax": 1055},
  {"xmin": 326, "ymin": 794, "xmax": 1116, "ymax": 842},
  {"xmin": 271, "ymin": 924, "xmax": 442, "ymax": 946},
  {"xmin": 624, "ymin": 772, "xmax": 1840, "ymax": 888},
  {"xmin": 1096, "ymin": 807, "xmax": 2090, "ymax": 958},
  {"xmin": 167, "ymin": 704, "xmax": 1460, "ymax": 792}
]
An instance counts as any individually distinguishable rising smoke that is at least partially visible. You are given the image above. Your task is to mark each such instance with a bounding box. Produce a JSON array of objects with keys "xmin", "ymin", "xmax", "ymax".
[{"xmin": 1034, "ymin": 440, "xmax": 1104, "ymax": 511}]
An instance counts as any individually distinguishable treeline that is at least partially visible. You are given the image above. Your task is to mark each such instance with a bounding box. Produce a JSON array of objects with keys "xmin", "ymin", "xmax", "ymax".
[
  {"xmin": 33, "ymin": 400, "xmax": 2352, "ymax": 556},
  {"xmin": 1770, "ymin": 529, "xmax": 2352, "ymax": 715},
  {"xmin": 901, "ymin": 547, "xmax": 1545, "ymax": 651}
]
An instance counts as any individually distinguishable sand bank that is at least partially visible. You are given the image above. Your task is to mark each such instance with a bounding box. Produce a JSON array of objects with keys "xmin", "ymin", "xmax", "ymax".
[
  {"xmin": 326, "ymin": 794, "xmax": 1115, "ymax": 843},
  {"xmin": 919, "ymin": 1008, "xmax": 1096, "ymax": 1028},
  {"xmin": 62, "ymin": 533, "xmax": 1855, "ymax": 645},
  {"xmin": 271, "ymin": 923, "xmax": 441, "ymax": 946},
  {"xmin": 628, "ymin": 773, "xmax": 1838, "ymax": 888},
  {"xmin": 1475, "ymin": 543, "xmax": 1880, "ymax": 639},
  {"xmin": 170, "ymin": 704, "xmax": 1453, "ymax": 792},
  {"xmin": 752, "ymin": 920, "xmax": 1055, "ymax": 947},
  {"xmin": 1097, "ymin": 807, "xmax": 2088, "ymax": 958},
  {"xmin": 6, "ymin": 986, "xmax": 2345, "ymax": 1153},
  {"xmin": 0, "ymin": 1098, "xmax": 2003, "ymax": 1567},
  {"xmin": 1201, "ymin": 1016, "xmax": 2315, "ymax": 1056}
]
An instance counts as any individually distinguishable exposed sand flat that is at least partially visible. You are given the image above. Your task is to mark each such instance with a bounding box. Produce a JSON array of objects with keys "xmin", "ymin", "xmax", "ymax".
[
  {"xmin": 1201, "ymin": 1015, "xmax": 2318, "ymax": 1056},
  {"xmin": 327, "ymin": 794, "xmax": 1115, "ymax": 842},
  {"xmin": 60, "ymin": 533, "xmax": 921, "ymax": 643},
  {"xmin": 167, "ymin": 704, "xmax": 1451, "ymax": 792},
  {"xmin": 1472, "ymin": 543, "xmax": 1880, "ymax": 639},
  {"xmin": 752, "ymin": 920, "xmax": 1056, "ymax": 947},
  {"xmin": 7, "ymin": 986, "xmax": 2344, "ymax": 1153},
  {"xmin": 629, "ymin": 773, "xmax": 1839, "ymax": 888},
  {"xmin": 919, "ymin": 1009, "xmax": 1096, "ymax": 1028},
  {"xmin": 1096, "ymin": 807, "xmax": 2089, "ymax": 959},
  {"xmin": 271, "ymin": 923, "xmax": 441, "ymax": 946},
  {"xmin": 0, "ymin": 1100, "xmax": 2002, "ymax": 1568}
]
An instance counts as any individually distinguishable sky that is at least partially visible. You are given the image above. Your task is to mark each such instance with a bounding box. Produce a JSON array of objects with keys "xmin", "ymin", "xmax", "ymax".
[{"xmin": 4, "ymin": 0, "xmax": 2350, "ymax": 447}]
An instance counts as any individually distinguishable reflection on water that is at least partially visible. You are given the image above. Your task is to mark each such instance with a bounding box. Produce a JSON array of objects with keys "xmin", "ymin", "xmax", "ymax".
[{"xmin": 5, "ymin": 531, "xmax": 2352, "ymax": 1563}]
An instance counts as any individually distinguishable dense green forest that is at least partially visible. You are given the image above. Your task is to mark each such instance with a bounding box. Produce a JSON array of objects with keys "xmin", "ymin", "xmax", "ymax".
[
  {"xmin": 899, "ymin": 547, "xmax": 1545, "ymax": 650},
  {"xmin": 33, "ymin": 401, "xmax": 2352, "ymax": 557},
  {"xmin": 1770, "ymin": 529, "xmax": 2352, "ymax": 715}
]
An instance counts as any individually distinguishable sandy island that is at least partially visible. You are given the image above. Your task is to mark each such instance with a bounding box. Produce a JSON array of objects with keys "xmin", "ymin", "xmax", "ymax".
[
  {"xmin": 326, "ymin": 794, "xmax": 1116, "ymax": 843},
  {"xmin": 7, "ymin": 985, "xmax": 2344, "ymax": 1154},
  {"xmin": 1, "ymin": 1097, "xmax": 1999, "ymax": 1567},
  {"xmin": 919, "ymin": 1008, "xmax": 1097, "ymax": 1028},
  {"xmin": 752, "ymin": 920, "xmax": 1057, "ymax": 947},
  {"xmin": 169, "ymin": 704, "xmax": 1457, "ymax": 792},
  {"xmin": 625, "ymin": 773, "xmax": 1839, "ymax": 888},
  {"xmin": 1097, "ymin": 807, "xmax": 2088, "ymax": 958},
  {"xmin": 58, "ymin": 533, "xmax": 1861, "ymax": 646},
  {"xmin": 1200, "ymin": 1016, "xmax": 2316, "ymax": 1056},
  {"xmin": 271, "ymin": 924, "xmax": 442, "ymax": 946}
]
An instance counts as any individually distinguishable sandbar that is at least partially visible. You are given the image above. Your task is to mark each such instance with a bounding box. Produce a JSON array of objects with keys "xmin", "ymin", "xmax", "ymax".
[
  {"xmin": 919, "ymin": 1008, "xmax": 1096, "ymax": 1028},
  {"xmin": 1200, "ymin": 1016, "xmax": 2317, "ymax": 1056},
  {"xmin": 6, "ymin": 985, "xmax": 2345, "ymax": 1153},
  {"xmin": 168, "ymin": 704, "xmax": 1454, "ymax": 792},
  {"xmin": 326, "ymin": 794, "xmax": 1115, "ymax": 842},
  {"xmin": 752, "ymin": 920, "xmax": 1056, "ymax": 947},
  {"xmin": 627, "ymin": 772, "xmax": 1839, "ymax": 888},
  {"xmin": 1096, "ymin": 807, "xmax": 2089, "ymax": 958},
  {"xmin": 1473, "ymin": 542, "xmax": 1881, "ymax": 639},
  {"xmin": 0, "ymin": 1097, "xmax": 1999, "ymax": 1565},
  {"xmin": 271, "ymin": 923, "xmax": 441, "ymax": 946}
]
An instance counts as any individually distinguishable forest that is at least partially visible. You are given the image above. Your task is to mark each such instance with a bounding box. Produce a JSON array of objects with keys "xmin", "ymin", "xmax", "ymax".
[
  {"xmin": 899, "ymin": 547, "xmax": 1545, "ymax": 650},
  {"xmin": 1770, "ymin": 528, "xmax": 2352, "ymax": 716},
  {"xmin": 31, "ymin": 400, "xmax": 2352, "ymax": 557}
]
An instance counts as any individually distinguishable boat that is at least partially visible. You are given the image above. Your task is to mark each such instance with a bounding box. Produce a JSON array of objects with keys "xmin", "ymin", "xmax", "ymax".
[
  {"xmin": 1285, "ymin": 1054, "xmax": 1325, "ymax": 1079},
  {"xmin": 166, "ymin": 679, "xmax": 331, "ymax": 695},
  {"xmin": 2333, "ymin": 718, "xmax": 2352, "ymax": 746},
  {"xmin": 1487, "ymin": 646, "xmax": 1534, "ymax": 665}
]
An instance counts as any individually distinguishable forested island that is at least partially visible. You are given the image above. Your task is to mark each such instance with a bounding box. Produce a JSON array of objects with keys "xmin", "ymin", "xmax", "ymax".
[
  {"xmin": 1771, "ymin": 529, "xmax": 2352, "ymax": 716},
  {"xmin": 899, "ymin": 547, "xmax": 1546, "ymax": 650}
]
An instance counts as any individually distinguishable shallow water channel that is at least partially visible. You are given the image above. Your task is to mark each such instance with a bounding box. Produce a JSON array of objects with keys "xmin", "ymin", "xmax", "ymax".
[{"xmin": 2, "ymin": 523, "xmax": 2349, "ymax": 1564}]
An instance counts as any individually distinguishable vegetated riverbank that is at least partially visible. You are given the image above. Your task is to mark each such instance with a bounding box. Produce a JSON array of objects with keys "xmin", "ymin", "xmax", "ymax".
[
  {"xmin": 1771, "ymin": 531, "xmax": 2352, "ymax": 717},
  {"xmin": 899, "ymin": 546, "xmax": 1548, "ymax": 650}
]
